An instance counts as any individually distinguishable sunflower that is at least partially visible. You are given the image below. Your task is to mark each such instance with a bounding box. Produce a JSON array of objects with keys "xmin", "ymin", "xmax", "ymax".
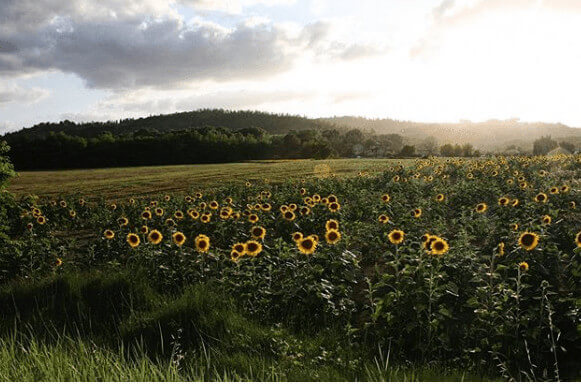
[
  {"xmin": 195, "ymin": 234, "xmax": 210, "ymax": 253},
  {"xmin": 506, "ymin": 179, "xmax": 514, "ymax": 185},
  {"xmin": 195, "ymin": 192, "xmax": 203, "ymax": 199},
  {"xmin": 282, "ymin": 210, "xmax": 296, "ymax": 221},
  {"xmin": 142, "ymin": 210, "xmax": 152, "ymax": 220},
  {"xmin": 570, "ymin": 201, "xmax": 576, "ymax": 209},
  {"xmin": 518, "ymin": 261, "xmax": 529, "ymax": 272},
  {"xmin": 534, "ymin": 193, "xmax": 548, "ymax": 203},
  {"xmin": 328, "ymin": 202, "xmax": 341, "ymax": 212},
  {"xmin": 393, "ymin": 175, "xmax": 400, "ymax": 182},
  {"xmin": 150, "ymin": 201, "xmax": 158, "ymax": 207},
  {"xmin": 37, "ymin": 216, "xmax": 46, "ymax": 225},
  {"xmin": 232, "ymin": 243, "xmax": 246, "ymax": 255},
  {"xmin": 230, "ymin": 250, "xmax": 242, "ymax": 262},
  {"xmin": 381, "ymin": 193, "xmax": 391, "ymax": 203},
  {"xmin": 199, "ymin": 202, "xmax": 207, "ymax": 210},
  {"xmin": 300, "ymin": 188, "xmax": 307, "ymax": 195},
  {"xmin": 312, "ymin": 194, "xmax": 321, "ymax": 202},
  {"xmin": 174, "ymin": 211, "xmax": 184, "ymax": 220},
  {"xmin": 127, "ymin": 233, "xmax": 140, "ymax": 248},
  {"xmin": 511, "ymin": 199, "xmax": 519, "ymax": 207},
  {"xmin": 165, "ymin": 218, "xmax": 176, "ymax": 227},
  {"xmin": 129, "ymin": 198, "xmax": 136, "ymax": 205},
  {"xmin": 164, "ymin": 195, "xmax": 171, "ymax": 201},
  {"xmin": 148, "ymin": 230, "xmax": 163, "ymax": 245},
  {"xmin": 325, "ymin": 229, "xmax": 341, "ymax": 244},
  {"xmin": 245, "ymin": 240, "xmax": 263, "ymax": 256},
  {"xmin": 378, "ymin": 214, "xmax": 389, "ymax": 224},
  {"xmin": 251, "ymin": 226, "xmax": 266, "ymax": 240},
  {"xmin": 220, "ymin": 208, "xmax": 231, "ymax": 219},
  {"xmin": 388, "ymin": 229, "xmax": 405, "ymax": 245},
  {"xmin": 79, "ymin": 198, "xmax": 86, "ymax": 206},
  {"xmin": 118, "ymin": 217, "xmax": 129, "ymax": 226},
  {"xmin": 497, "ymin": 242, "xmax": 505, "ymax": 256},
  {"xmin": 420, "ymin": 233, "xmax": 430, "ymax": 244},
  {"xmin": 325, "ymin": 219, "xmax": 339, "ymax": 231},
  {"xmin": 430, "ymin": 237, "xmax": 449, "ymax": 256},
  {"xmin": 412, "ymin": 208, "xmax": 422, "ymax": 218},
  {"xmin": 59, "ymin": 200, "xmax": 67, "ymax": 208},
  {"xmin": 542, "ymin": 215, "xmax": 551, "ymax": 225},
  {"xmin": 297, "ymin": 236, "xmax": 318, "ymax": 255},
  {"xmin": 436, "ymin": 193, "xmax": 445, "ymax": 202},
  {"xmin": 261, "ymin": 203, "xmax": 272, "ymax": 212},
  {"xmin": 292, "ymin": 232, "xmax": 303, "ymax": 242},
  {"xmin": 225, "ymin": 197, "xmax": 233, "ymax": 204},
  {"xmin": 200, "ymin": 213, "xmax": 211, "ymax": 223},
  {"xmin": 575, "ymin": 231, "xmax": 581, "ymax": 248},
  {"xmin": 289, "ymin": 203, "xmax": 298, "ymax": 211},
  {"xmin": 248, "ymin": 214, "xmax": 259, "ymax": 223},
  {"xmin": 26, "ymin": 222, "xmax": 33, "ymax": 230},
  {"xmin": 518, "ymin": 232, "xmax": 539, "ymax": 251},
  {"xmin": 279, "ymin": 205, "xmax": 289, "ymax": 213},
  {"xmin": 327, "ymin": 194, "xmax": 338, "ymax": 203},
  {"xmin": 188, "ymin": 210, "xmax": 200, "ymax": 220},
  {"xmin": 172, "ymin": 232, "xmax": 186, "ymax": 246},
  {"xmin": 475, "ymin": 203, "xmax": 488, "ymax": 213},
  {"xmin": 254, "ymin": 203, "xmax": 261, "ymax": 210},
  {"xmin": 209, "ymin": 201, "xmax": 219, "ymax": 210},
  {"xmin": 498, "ymin": 197, "xmax": 509, "ymax": 206},
  {"xmin": 56, "ymin": 258, "xmax": 63, "ymax": 267},
  {"xmin": 140, "ymin": 225, "xmax": 149, "ymax": 234},
  {"xmin": 511, "ymin": 223, "xmax": 519, "ymax": 231},
  {"xmin": 561, "ymin": 185, "xmax": 570, "ymax": 193},
  {"xmin": 104, "ymin": 229, "xmax": 115, "ymax": 239},
  {"xmin": 69, "ymin": 210, "xmax": 76, "ymax": 218},
  {"xmin": 549, "ymin": 187, "xmax": 559, "ymax": 194}
]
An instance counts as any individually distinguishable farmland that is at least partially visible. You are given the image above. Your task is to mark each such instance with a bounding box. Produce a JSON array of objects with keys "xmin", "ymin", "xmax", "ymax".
[
  {"xmin": 0, "ymin": 154, "xmax": 580, "ymax": 381},
  {"xmin": 7, "ymin": 159, "xmax": 404, "ymax": 199}
]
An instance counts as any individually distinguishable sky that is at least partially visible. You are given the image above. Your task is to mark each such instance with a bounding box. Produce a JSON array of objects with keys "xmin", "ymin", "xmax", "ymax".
[{"xmin": 1, "ymin": 0, "xmax": 581, "ymax": 133}]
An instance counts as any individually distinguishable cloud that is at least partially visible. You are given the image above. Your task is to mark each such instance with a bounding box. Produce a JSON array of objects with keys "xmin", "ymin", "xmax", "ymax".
[
  {"xmin": 0, "ymin": 83, "xmax": 49, "ymax": 104},
  {"xmin": 0, "ymin": 1, "xmax": 375, "ymax": 90},
  {"xmin": 181, "ymin": 0, "xmax": 296, "ymax": 14}
]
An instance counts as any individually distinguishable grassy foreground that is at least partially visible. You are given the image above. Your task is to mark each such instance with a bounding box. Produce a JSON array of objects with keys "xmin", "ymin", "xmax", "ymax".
[
  {"xmin": 8, "ymin": 159, "xmax": 404, "ymax": 199},
  {"xmin": 0, "ymin": 272, "xmax": 487, "ymax": 382}
]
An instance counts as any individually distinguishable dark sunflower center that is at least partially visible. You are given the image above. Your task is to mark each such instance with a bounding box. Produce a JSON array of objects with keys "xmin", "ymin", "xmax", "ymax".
[
  {"xmin": 248, "ymin": 243, "xmax": 258, "ymax": 252},
  {"xmin": 392, "ymin": 233, "xmax": 401, "ymax": 240},
  {"xmin": 434, "ymin": 242, "xmax": 445, "ymax": 251},
  {"xmin": 302, "ymin": 239, "xmax": 313, "ymax": 248},
  {"xmin": 521, "ymin": 234, "xmax": 535, "ymax": 246},
  {"xmin": 328, "ymin": 232, "xmax": 338, "ymax": 240},
  {"xmin": 198, "ymin": 240, "xmax": 207, "ymax": 248}
]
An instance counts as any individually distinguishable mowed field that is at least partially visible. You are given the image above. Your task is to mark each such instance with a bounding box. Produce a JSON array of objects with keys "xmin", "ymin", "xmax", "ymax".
[{"xmin": 8, "ymin": 158, "xmax": 404, "ymax": 199}]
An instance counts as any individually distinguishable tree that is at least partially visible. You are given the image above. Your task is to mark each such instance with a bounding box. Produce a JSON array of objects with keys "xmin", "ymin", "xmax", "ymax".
[
  {"xmin": 440, "ymin": 144, "xmax": 455, "ymax": 157},
  {"xmin": 461, "ymin": 143, "xmax": 474, "ymax": 157},
  {"xmin": 420, "ymin": 136, "xmax": 438, "ymax": 155},
  {"xmin": 533, "ymin": 136, "xmax": 558, "ymax": 155},
  {"xmin": 399, "ymin": 145, "xmax": 416, "ymax": 157},
  {"xmin": 559, "ymin": 141, "xmax": 575, "ymax": 153}
]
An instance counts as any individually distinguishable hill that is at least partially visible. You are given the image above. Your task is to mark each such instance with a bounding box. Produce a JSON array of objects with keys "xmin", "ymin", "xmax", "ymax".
[
  {"xmin": 319, "ymin": 116, "xmax": 581, "ymax": 151},
  {"xmin": 4, "ymin": 109, "xmax": 336, "ymax": 139}
]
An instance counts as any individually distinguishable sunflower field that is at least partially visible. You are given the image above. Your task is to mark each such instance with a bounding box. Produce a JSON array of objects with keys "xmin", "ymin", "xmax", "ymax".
[{"xmin": 1, "ymin": 154, "xmax": 580, "ymax": 380}]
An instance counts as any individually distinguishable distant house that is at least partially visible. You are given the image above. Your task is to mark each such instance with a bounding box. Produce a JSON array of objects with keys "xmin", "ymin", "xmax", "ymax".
[{"xmin": 547, "ymin": 147, "xmax": 572, "ymax": 156}]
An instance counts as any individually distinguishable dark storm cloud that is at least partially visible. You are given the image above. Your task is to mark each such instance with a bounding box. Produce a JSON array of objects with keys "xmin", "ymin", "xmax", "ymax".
[
  {"xmin": 0, "ymin": 18, "xmax": 298, "ymax": 89},
  {"xmin": 0, "ymin": 0, "xmax": 373, "ymax": 90}
]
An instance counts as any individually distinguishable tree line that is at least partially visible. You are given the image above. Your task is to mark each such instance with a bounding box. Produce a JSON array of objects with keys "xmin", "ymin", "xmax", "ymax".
[{"xmin": 5, "ymin": 126, "xmax": 411, "ymax": 170}]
